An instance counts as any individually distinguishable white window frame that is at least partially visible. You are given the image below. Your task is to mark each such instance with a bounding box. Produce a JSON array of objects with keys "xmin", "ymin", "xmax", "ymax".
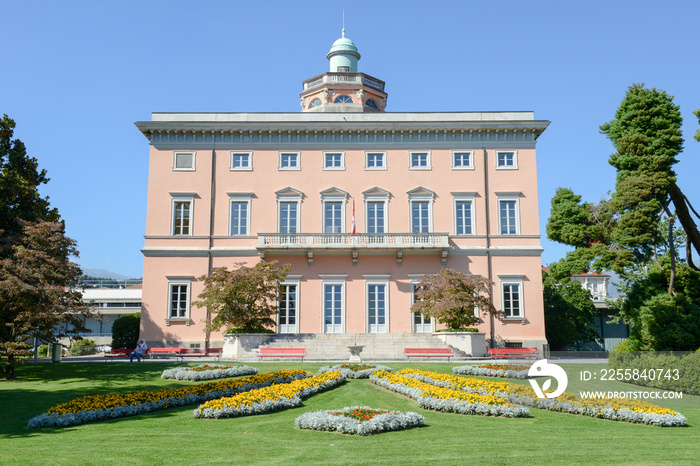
[
  {"xmin": 323, "ymin": 151, "xmax": 345, "ymax": 170},
  {"xmin": 230, "ymin": 151, "xmax": 253, "ymax": 171},
  {"xmin": 320, "ymin": 274, "xmax": 347, "ymax": 333},
  {"xmin": 322, "ymin": 197, "xmax": 346, "ymax": 234},
  {"xmin": 166, "ymin": 277, "xmax": 192, "ymax": 324},
  {"xmin": 279, "ymin": 151, "xmax": 301, "ymax": 171},
  {"xmin": 278, "ymin": 276, "xmax": 301, "ymax": 334},
  {"xmin": 497, "ymin": 192, "xmax": 521, "ymax": 235},
  {"xmin": 452, "ymin": 192, "xmax": 476, "ymax": 236},
  {"xmin": 500, "ymin": 276, "xmax": 524, "ymax": 319},
  {"xmin": 495, "ymin": 150, "xmax": 518, "ymax": 170},
  {"xmin": 173, "ymin": 151, "xmax": 196, "ymax": 171},
  {"xmin": 364, "ymin": 275, "xmax": 390, "ymax": 333},
  {"xmin": 409, "ymin": 151, "xmax": 431, "ymax": 170},
  {"xmin": 452, "ymin": 150, "xmax": 474, "ymax": 170},
  {"xmin": 363, "ymin": 189, "xmax": 390, "ymax": 234},
  {"xmin": 365, "ymin": 151, "xmax": 387, "ymax": 170},
  {"xmin": 228, "ymin": 193, "xmax": 252, "ymax": 236},
  {"xmin": 409, "ymin": 275, "xmax": 433, "ymax": 333},
  {"xmin": 276, "ymin": 190, "xmax": 302, "ymax": 234},
  {"xmin": 408, "ymin": 189, "xmax": 435, "ymax": 234},
  {"xmin": 170, "ymin": 194, "xmax": 194, "ymax": 236}
]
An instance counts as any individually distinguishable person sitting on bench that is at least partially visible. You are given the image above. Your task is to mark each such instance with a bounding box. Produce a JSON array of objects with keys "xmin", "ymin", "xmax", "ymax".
[{"xmin": 129, "ymin": 339, "xmax": 148, "ymax": 362}]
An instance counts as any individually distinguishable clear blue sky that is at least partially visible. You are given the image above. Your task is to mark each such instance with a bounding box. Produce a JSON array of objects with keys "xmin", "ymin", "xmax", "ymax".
[{"xmin": 2, "ymin": 1, "xmax": 699, "ymax": 278}]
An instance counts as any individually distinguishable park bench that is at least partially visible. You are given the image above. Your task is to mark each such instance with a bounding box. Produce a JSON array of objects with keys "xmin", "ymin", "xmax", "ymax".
[
  {"xmin": 104, "ymin": 348, "xmax": 133, "ymax": 360},
  {"xmin": 256, "ymin": 347, "xmax": 306, "ymax": 362},
  {"xmin": 177, "ymin": 348, "xmax": 223, "ymax": 362},
  {"xmin": 149, "ymin": 347, "xmax": 187, "ymax": 359},
  {"xmin": 488, "ymin": 347, "xmax": 539, "ymax": 359},
  {"xmin": 404, "ymin": 348, "xmax": 454, "ymax": 362}
]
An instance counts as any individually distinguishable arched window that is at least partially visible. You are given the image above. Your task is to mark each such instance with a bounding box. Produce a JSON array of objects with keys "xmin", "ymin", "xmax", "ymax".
[
  {"xmin": 334, "ymin": 95, "xmax": 353, "ymax": 104},
  {"xmin": 365, "ymin": 99, "xmax": 378, "ymax": 109},
  {"xmin": 309, "ymin": 98, "xmax": 322, "ymax": 109}
]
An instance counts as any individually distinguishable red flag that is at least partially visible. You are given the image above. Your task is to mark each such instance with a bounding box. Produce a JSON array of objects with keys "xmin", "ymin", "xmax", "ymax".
[{"xmin": 352, "ymin": 198, "xmax": 356, "ymax": 236}]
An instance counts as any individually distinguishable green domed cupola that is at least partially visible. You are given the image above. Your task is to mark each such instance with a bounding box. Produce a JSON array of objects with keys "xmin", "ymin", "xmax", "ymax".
[{"xmin": 327, "ymin": 29, "xmax": 360, "ymax": 72}]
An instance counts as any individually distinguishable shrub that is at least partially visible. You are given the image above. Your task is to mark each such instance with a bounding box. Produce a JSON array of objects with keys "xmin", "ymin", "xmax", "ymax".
[
  {"xmin": 37, "ymin": 344, "xmax": 66, "ymax": 357},
  {"xmin": 111, "ymin": 313, "xmax": 141, "ymax": 349},
  {"xmin": 608, "ymin": 349, "xmax": 700, "ymax": 396},
  {"xmin": 71, "ymin": 339, "xmax": 97, "ymax": 356}
]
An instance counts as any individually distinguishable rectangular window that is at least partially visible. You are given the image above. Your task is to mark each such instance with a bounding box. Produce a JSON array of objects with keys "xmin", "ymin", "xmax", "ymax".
[
  {"xmin": 366, "ymin": 152, "xmax": 386, "ymax": 169},
  {"xmin": 169, "ymin": 283, "xmax": 190, "ymax": 318},
  {"xmin": 502, "ymin": 282, "xmax": 522, "ymax": 317},
  {"xmin": 499, "ymin": 200, "xmax": 518, "ymax": 235},
  {"xmin": 278, "ymin": 283, "xmax": 297, "ymax": 334},
  {"xmin": 279, "ymin": 201, "xmax": 298, "ymax": 233},
  {"xmin": 367, "ymin": 201, "xmax": 385, "ymax": 234},
  {"xmin": 455, "ymin": 201, "xmax": 473, "ymax": 235},
  {"xmin": 230, "ymin": 152, "xmax": 252, "ymax": 170},
  {"xmin": 496, "ymin": 151, "xmax": 517, "ymax": 169},
  {"xmin": 324, "ymin": 201, "xmax": 343, "ymax": 233},
  {"xmin": 279, "ymin": 152, "xmax": 300, "ymax": 170},
  {"xmin": 411, "ymin": 201, "xmax": 430, "ymax": 233},
  {"xmin": 324, "ymin": 283, "xmax": 344, "ymax": 333},
  {"xmin": 323, "ymin": 152, "xmax": 344, "ymax": 170},
  {"xmin": 410, "ymin": 152, "xmax": 430, "ymax": 169},
  {"xmin": 452, "ymin": 151, "xmax": 473, "ymax": 169},
  {"xmin": 173, "ymin": 152, "xmax": 195, "ymax": 171},
  {"xmin": 366, "ymin": 281, "xmax": 388, "ymax": 333},
  {"xmin": 230, "ymin": 201, "xmax": 248, "ymax": 235},
  {"xmin": 172, "ymin": 199, "xmax": 192, "ymax": 236}
]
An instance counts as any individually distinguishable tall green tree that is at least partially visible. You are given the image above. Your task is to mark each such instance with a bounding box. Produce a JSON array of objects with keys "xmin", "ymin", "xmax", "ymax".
[
  {"xmin": 411, "ymin": 268, "xmax": 499, "ymax": 330},
  {"xmin": 194, "ymin": 261, "xmax": 291, "ymax": 332},
  {"xmin": 546, "ymin": 85, "xmax": 700, "ymax": 350},
  {"xmin": 0, "ymin": 221, "xmax": 91, "ymax": 379},
  {"xmin": 542, "ymin": 271, "xmax": 598, "ymax": 351},
  {"xmin": 0, "ymin": 115, "xmax": 59, "ymax": 251}
]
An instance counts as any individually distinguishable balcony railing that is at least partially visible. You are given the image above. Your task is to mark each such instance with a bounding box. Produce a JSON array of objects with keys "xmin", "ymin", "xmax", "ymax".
[
  {"xmin": 302, "ymin": 72, "xmax": 386, "ymax": 92},
  {"xmin": 258, "ymin": 233, "xmax": 449, "ymax": 249}
]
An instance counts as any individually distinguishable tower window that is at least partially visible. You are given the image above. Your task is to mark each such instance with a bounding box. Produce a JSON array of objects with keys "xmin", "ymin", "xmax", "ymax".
[
  {"xmin": 309, "ymin": 98, "xmax": 322, "ymax": 109},
  {"xmin": 365, "ymin": 99, "xmax": 378, "ymax": 109},
  {"xmin": 334, "ymin": 95, "xmax": 353, "ymax": 104},
  {"xmin": 337, "ymin": 66, "xmax": 350, "ymax": 72}
]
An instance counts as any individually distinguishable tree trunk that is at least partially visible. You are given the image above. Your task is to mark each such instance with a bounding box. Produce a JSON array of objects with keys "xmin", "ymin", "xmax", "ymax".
[{"xmin": 669, "ymin": 183, "xmax": 700, "ymax": 261}]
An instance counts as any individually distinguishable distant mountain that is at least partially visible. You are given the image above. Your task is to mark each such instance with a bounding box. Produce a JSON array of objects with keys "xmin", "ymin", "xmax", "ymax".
[{"xmin": 82, "ymin": 268, "xmax": 135, "ymax": 281}]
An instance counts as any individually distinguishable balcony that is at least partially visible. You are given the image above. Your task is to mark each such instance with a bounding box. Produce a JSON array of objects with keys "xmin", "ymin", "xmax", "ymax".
[
  {"xmin": 302, "ymin": 72, "xmax": 386, "ymax": 92},
  {"xmin": 257, "ymin": 233, "xmax": 450, "ymax": 266}
]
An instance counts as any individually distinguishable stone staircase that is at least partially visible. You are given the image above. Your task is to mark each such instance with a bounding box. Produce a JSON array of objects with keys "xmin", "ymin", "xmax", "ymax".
[{"xmin": 254, "ymin": 333, "xmax": 469, "ymax": 361}]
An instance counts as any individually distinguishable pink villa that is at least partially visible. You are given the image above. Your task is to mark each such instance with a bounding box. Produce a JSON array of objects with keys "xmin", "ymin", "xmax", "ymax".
[{"xmin": 135, "ymin": 31, "xmax": 550, "ymax": 359}]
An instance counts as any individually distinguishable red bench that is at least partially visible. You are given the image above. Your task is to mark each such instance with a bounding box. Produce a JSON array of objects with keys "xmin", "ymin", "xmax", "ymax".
[
  {"xmin": 257, "ymin": 347, "xmax": 305, "ymax": 362},
  {"xmin": 404, "ymin": 348, "xmax": 454, "ymax": 362},
  {"xmin": 104, "ymin": 348, "xmax": 133, "ymax": 360},
  {"xmin": 488, "ymin": 347, "xmax": 539, "ymax": 359},
  {"xmin": 149, "ymin": 347, "xmax": 187, "ymax": 359},
  {"xmin": 177, "ymin": 348, "xmax": 223, "ymax": 361}
]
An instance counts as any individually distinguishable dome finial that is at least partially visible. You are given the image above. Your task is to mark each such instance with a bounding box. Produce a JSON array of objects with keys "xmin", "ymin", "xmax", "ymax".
[{"xmin": 342, "ymin": 27, "xmax": 346, "ymax": 38}]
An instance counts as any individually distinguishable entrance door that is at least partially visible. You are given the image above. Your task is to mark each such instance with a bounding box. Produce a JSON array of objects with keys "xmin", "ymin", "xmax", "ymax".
[
  {"xmin": 324, "ymin": 284, "xmax": 343, "ymax": 333},
  {"xmin": 367, "ymin": 284, "xmax": 387, "ymax": 333},
  {"xmin": 413, "ymin": 312, "xmax": 432, "ymax": 333},
  {"xmin": 278, "ymin": 284, "xmax": 297, "ymax": 334}
]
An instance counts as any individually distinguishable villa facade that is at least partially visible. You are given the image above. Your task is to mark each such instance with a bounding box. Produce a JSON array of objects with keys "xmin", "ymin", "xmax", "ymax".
[{"xmin": 135, "ymin": 31, "xmax": 550, "ymax": 350}]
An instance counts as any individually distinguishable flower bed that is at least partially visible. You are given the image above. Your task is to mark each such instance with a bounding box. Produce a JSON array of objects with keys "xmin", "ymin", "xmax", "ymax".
[
  {"xmin": 506, "ymin": 383, "xmax": 687, "ymax": 427},
  {"xmin": 162, "ymin": 364, "xmax": 259, "ymax": 381},
  {"xmin": 453, "ymin": 363, "xmax": 529, "ymax": 379},
  {"xmin": 295, "ymin": 406, "xmax": 425, "ymax": 435},
  {"xmin": 194, "ymin": 371, "xmax": 346, "ymax": 419},
  {"xmin": 370, "ymin": 370, "xmax": 528, "ymax": 418},
  {"xmin": 28, "ymin": 370, "xmax": 311, "ymax": 428},
  {"xmin": 398, "ymin": 368, "xmax": 686, "ymax": 426},
  {"xmin": 318, "ymin": 363, "xmax": 392, "ymax": 379}
]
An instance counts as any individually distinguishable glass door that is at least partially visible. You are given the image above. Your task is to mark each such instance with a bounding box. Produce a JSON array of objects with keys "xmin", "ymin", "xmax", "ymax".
[
  {"xmin": 367, "ymin": 284, "xmax": 387, "ymax": 333},
  {"xmin": 324, "ymin": 284, "xmax": 343, "ymax": 333},
  {"xmin": 413, "ymin": 312, "xmax": 432, "ymax": 333},
  {"xmin": 278, "ymin": 284, "xmax": 297, "ymax": 333}
]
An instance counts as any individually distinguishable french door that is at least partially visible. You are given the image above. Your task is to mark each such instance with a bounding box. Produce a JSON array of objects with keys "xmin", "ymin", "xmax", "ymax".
[
  {"xmin": 278, "ymin": 284, "xmax": 297, "ymax": 334},
  {"xmin": 413, "ymin": 312, "xmax": 432, "ymax": 333},
  {"xmin": 323, "ymin": 283, "xmax": 343, "ymax": 333},
  {"xmin": 367, "ymin": 283, "xmax": 387, "ymax": 333}
]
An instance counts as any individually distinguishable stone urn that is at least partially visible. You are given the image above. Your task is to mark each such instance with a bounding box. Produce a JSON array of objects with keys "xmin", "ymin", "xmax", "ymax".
[{"xmin": 347, "ymin": 345, "xmax": 365, "ymax": 363}]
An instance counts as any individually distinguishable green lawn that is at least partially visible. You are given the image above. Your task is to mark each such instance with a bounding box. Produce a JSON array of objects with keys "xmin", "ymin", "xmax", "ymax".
[{"xmin": 1, "ymin": 361, "xmax": 699, "ymax": 465}]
